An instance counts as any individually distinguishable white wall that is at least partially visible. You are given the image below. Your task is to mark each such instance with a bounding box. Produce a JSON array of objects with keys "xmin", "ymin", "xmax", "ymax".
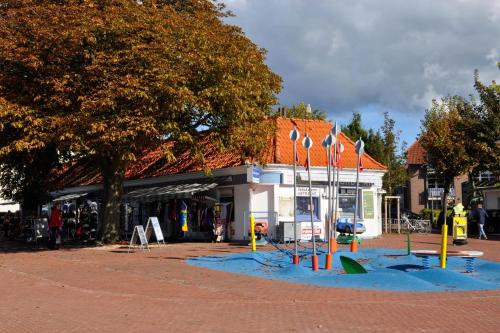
[
  {"xmin": 484, "ymin": 189, "xmax": 500, "ymax": 210},
  {"xmin": 233, "ymin": 184, "xmax": 251, "ymax": 241}
]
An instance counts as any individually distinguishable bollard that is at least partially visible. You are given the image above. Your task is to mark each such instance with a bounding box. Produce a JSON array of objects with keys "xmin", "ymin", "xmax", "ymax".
[
  {"xmin": 407, "ymin": 232, "xmax": 411, "ymax": 255},
  {"xmin": 440, "ymin": 224, "xmax": 448, "ymax": 268},
  {"xmin": 250, "ymin": 213, "xmax": 256, "ymax": 252}
]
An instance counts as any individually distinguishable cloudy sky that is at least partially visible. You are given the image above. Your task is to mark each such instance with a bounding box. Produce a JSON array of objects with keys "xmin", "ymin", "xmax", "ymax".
[{"xmin": 224, "ymin": 0, "xmax": 500, "ymax": 146}]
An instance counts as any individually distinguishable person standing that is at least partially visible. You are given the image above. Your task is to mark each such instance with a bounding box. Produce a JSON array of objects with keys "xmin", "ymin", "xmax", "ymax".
[
  {"xmin": 3, "ymin": 210, "xmax": 12, "ymax": 238},
  {"xmin": 49, "ymin": 204, "xmax": 63, "ymax": 249},
  {"xmin": 476, "ymin": 203, "xmax": 489, "ymax": 240}
]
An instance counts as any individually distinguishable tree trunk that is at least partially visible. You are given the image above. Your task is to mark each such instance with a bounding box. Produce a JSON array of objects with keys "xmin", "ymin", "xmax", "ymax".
[{"xmin": 98, "ymin": 155, "xmax": 127, "ymax": 244}]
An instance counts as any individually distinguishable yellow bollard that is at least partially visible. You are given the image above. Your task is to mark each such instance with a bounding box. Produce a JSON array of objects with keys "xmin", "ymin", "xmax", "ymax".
[
  {"xmin": 250, "ymin": 213, "xmax": 256, "ymax": 252},
  {"xmin": 440, "ymin": 224, "xmax": 448, "ymax": 268}
]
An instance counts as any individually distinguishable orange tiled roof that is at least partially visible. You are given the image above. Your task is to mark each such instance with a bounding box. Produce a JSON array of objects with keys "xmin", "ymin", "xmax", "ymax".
[
  {"xmin": 272, "ymin": 117, "xmax": 386, "ymax": 170},
  {"xmin": 406, "ymin": 138, "xmax": 426, "ymax": 165},
  {"xmin": 55, "ymin": 134, "xmax": 243, "ymax": 187},
  {"xmin": 55, "ymin": 117, "xmax": 386, "ymax": 187}
]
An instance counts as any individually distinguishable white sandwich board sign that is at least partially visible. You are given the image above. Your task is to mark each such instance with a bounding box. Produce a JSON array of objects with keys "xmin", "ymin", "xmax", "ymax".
[
  {"xmin": 145, "ymin": 216, "xmax": 165, "ymax": 246},
  {"xmin": 128, "ymin": 225, "xmax": 150, "ymax": 253}
]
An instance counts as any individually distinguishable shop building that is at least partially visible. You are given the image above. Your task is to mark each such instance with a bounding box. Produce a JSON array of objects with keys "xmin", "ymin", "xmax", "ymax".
[{"xmin": 53, "ymin": 117, "xmax": 386, "ymax": 241}]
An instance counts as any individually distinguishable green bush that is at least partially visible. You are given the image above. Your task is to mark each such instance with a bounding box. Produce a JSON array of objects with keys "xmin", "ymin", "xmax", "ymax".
[{"xmin": 420, "ymin": 208, "xmax": 441, "ymax": 226}]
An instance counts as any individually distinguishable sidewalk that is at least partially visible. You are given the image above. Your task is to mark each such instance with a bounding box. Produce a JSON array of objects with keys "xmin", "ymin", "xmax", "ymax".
[{"xmin": 0, "ymin": 233, "xmax": 499, "ymax": 333}]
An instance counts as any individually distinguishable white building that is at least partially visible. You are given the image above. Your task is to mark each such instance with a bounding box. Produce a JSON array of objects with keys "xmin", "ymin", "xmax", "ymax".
[{"xmin": 53, "ymin": 118, "xmax": 386, "ymax": 241}]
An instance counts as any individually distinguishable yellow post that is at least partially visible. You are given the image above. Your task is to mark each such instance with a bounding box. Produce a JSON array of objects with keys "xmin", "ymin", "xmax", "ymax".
[
  {"xmin": 440, "ymin": 224, "xmax": 448, "ymax": 268},
  {"xmin": 250, "ymin": 213, "xmax": 256, "ymax": 252}
]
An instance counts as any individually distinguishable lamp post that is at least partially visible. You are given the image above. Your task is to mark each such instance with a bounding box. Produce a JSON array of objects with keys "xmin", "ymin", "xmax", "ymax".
[
  {"xmin": 303, "ymin": 133, "xmax": 317, "ymax": 270},
  {"xmin": 335, "ymin": 141, "xmax": 344, "ymax": 244},
  {"xmin": 352, "ymin": 138, "xmax": 365, "ymax": 252},
  {"xmin": 330, "ymin": 122, "xmax": 340, "ymax": 253},
  {"xmin": 289, "ymin": 127, "xmax": 300, "ymax": 265},
  {"xmin": 323, "ymin": 134, "xmax": 333, "ymax": 270}
]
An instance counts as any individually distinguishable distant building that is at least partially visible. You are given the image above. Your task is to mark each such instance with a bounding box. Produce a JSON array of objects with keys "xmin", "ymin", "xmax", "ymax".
[{"xmin": 404, "ymin": 139, "xmax": 467, "ymax": 214}]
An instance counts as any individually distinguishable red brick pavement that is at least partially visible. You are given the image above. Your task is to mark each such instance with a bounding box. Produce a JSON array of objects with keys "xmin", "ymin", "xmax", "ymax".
[{"xmin": 0, "ymin": 234, "xmax": 499, "ymax": 333}]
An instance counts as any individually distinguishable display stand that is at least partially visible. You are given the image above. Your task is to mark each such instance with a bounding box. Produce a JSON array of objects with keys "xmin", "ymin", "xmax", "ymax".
[
  {"xmin": 144, "ymin": 217, "xmax": 166, "ymax": 247},
  {"xmin": 128, "ymin": 225, "xmax": 150, "ymax": 253}
]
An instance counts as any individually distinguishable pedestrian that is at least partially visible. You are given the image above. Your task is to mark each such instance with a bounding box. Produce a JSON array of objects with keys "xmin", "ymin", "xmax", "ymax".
[
  {"xmin": 49, "ymin": 204, "xmax": 63, "ymax": 249},
  {"xmin": 3, "ymin": 210, "xmax": 12, "ymax": 238},
  {"xmin": 475, "ymin": 203, "xmax": 489, "ymax": 240}
]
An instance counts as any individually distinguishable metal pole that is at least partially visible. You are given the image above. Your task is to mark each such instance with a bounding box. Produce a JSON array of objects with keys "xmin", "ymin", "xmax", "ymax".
[
  {"xmin": 307, "ymin": 146, "xmax": 317, "ymax": 259},
  {"xmin": 384, "ymin": 197, "xmax": 388, "ymax": 233},
  {"xmin": 334, "ymin": 143, "xmax": 341, "ymax": 241},
  {"xmin": 353, "ymin": 152, "xmax": 360, "ymax": 246},
  {"xmin": 326, "ymin": 144, "xmax": 331, "ymax": 252},
  {"xmin": 293, "ymin": 138, "xmax": 298, "ymax": 263},
  {"xmin": 290, "ymin": 127, "xmax": 300, "ymax": 264}
]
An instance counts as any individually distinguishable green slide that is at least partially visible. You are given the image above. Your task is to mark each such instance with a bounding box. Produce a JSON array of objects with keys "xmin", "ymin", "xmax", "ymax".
[{"xmin": 340, "ymin": 255, "xmax": 368, "ymax": 274}]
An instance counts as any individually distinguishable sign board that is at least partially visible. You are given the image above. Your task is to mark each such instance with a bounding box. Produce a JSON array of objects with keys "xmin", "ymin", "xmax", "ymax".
[
  {"xmin": 282, "ymin": 170, "xmax": 294, "ymax": 185},
  {"xmin": 297, "ymin": 187, "xmax": 320, "ymax": 197},
  {"xmin": 247, "ymin": 165, "xmax": 261, "ymax": 183},
  {"xmin": 128, "ymin": 225, "xmax": 150, "ymax": 253},
  {"xmin": 145, "ymin": 217, "xmax": 165, "ymax": 245},
  {"xmin": 300, "ymin": 222, "xmax": 324, "ymax": 241}
]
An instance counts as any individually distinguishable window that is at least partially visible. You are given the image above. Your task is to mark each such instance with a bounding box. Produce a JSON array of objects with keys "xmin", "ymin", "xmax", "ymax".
[
  {"xmin": 338, "ymin": 188, "xmax": 362, "ymax": 218},
  {"xmin": 296, "ymin": 196, "xmax": 320, "ymax": 221},
  {"xmin": 279, "ymin": 197, "xmax": 294, "ymax": 218}
]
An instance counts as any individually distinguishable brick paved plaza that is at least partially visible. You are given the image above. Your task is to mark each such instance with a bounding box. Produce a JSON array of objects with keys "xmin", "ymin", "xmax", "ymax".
[{"xmin": 0, "ymin": 234, "xmax": 499, "ymax": 333}]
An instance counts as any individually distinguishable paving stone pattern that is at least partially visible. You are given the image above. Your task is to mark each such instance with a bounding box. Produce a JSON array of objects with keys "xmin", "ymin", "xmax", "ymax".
[{"xmin": 0, "ymin": 233, "xmax": 499, "ymax": 333}]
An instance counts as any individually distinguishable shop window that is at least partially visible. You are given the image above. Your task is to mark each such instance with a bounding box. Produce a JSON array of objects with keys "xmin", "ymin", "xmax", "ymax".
[
  {"xmin": 296, "ymin": 196, "xmax": 320, "ymax": 221},
  {"xmin": 339, "ymin": 195, "xmax": 356, "ymax": 217}
]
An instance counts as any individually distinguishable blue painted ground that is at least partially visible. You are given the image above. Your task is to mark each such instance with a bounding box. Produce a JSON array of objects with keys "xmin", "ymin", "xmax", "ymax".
[{"xmin": 187, "ymin": 248, "xmax": 500, "ymax": 292}]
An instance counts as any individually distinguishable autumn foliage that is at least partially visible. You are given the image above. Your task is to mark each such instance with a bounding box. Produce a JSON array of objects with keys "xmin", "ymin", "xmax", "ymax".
[{"xmin": 0, "ymin": 0, "xmax": 281, "ymax": 242}]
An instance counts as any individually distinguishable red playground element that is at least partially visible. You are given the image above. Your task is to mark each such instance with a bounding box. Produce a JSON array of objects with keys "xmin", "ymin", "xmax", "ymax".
[
  {"xmin": 312, "ymin": 255, "xmax": 319, "ymax": 271},
  {"xmin": 330, "ymin": 241, "xmax": 337, "ymax": 253},
  {"xmin": 325, "ymin": 253, "xmax": 332, "ymax": 270},
  {"xmin": 293, "ymin": 254, "xmax": 300, "ymax": 265},
  {"xmin": 350, "ymin": 240, "xmax": 358, "ymax": 252}
]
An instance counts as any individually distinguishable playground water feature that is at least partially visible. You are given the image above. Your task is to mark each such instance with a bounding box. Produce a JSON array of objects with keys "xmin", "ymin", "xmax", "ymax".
[{"xmin": 187, "ymin": 247, "xmax": 500, "ymax": 292}]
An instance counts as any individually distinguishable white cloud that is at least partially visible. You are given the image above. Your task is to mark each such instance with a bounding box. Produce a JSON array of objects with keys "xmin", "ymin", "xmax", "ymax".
[{"xmin": 224, "ymin": 0, "xmax": 500, "ymax": 141}]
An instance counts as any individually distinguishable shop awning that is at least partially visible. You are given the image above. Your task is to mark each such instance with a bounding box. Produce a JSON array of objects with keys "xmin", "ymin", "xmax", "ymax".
[
  {"xmin": 124, "ymin": 183, "xmax": 217, "ymax": 202},
  {"xmin": 53, "ymin": 193, "xmax": 88, "ymax": 202}
]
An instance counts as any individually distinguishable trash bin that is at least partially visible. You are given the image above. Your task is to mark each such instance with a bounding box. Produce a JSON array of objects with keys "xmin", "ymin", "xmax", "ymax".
[{"xmin": 452, "ymin": 203, "xmax": 467, "ymax": 245}]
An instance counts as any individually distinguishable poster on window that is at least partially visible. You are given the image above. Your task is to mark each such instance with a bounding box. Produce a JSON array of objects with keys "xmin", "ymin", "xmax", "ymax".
[
  {"xmin": 362, "ymin": 190, "xmax": 374, "ymax": 219},
  {"xmin": 300, "ymin": 222, "xmax": 324, "ymax": 241}
]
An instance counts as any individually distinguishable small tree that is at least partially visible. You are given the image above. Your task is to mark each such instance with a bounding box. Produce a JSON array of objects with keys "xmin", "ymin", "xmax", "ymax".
[
  {"xmin": 342, "ymin": 112, "xmax": 385, "ymax": 162},
  {"xmin": 420, "ymin": 97, "xmax": 475, "ymax": 222},
  {"xmin": 275, "ymin": 102, "xmax": 326, "ymax": 120},
  {"xmin": 380, "ymin": 113, "xmax": 408, "ymax": 195}
]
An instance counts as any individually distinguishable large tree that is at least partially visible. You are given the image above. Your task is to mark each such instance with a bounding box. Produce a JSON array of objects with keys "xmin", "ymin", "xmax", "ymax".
[
  {"xmin": 0, "ymin": 0, "xmax": 281, "ymax": 242},
  {"xmin": 460, "ymin": 68, "xmax": 500, "ymax": 175}
]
